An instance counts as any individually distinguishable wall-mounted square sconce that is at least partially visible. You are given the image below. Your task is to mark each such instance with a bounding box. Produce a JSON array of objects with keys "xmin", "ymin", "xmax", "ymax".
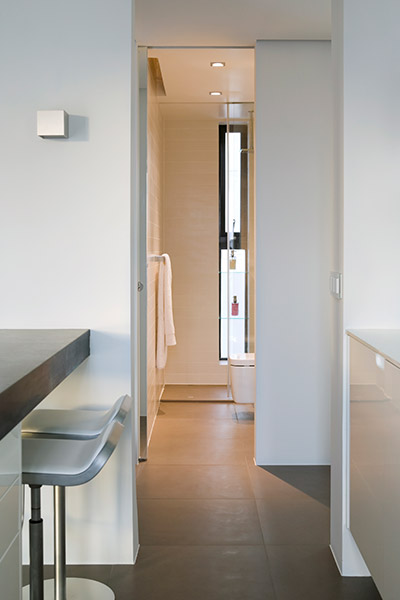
[{"xmin": 37, "ymin": 110, "xmax": 69, "ymax": 138}]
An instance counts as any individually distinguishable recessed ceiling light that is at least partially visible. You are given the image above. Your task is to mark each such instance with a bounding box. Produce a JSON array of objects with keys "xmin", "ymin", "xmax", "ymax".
[
  {"xmin": 210, "ymin": 62, "xmax": 225, "ymax": 68},
  {"xmin": 209, "ymin": 91, "xmax": 222, "ymax": 96}
]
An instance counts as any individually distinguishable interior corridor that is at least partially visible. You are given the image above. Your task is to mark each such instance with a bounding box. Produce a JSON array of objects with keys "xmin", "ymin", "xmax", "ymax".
[
  {"xmin": 24, "ymin": 399, "xmax": 381, "ymax": 599},
  {"xmin": 130, "ymin": 400, "xmax": 381, "ymax": 600}
]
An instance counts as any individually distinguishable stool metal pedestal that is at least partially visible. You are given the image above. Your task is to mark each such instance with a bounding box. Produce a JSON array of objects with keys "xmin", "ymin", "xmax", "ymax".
[
  {"xmin": 28, "ymin": 485, "xmax": 44, "ymax": 600},
  {"xmin": 23, "ymin": 487, "xmax": 115, "ymax": 600}
]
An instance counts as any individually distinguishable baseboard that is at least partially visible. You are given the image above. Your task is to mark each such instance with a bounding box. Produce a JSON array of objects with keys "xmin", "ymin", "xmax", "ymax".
[
  {"xmin": 133, "ymin": 543, "xmax": 140, "ymax": 565},
  {"xmin": 158, "ymin": 384, "xmax": 165, "ymax": 402},
  {"xmin": 330, "ymin": 545, "xmax": 343, "ymax": 575}
]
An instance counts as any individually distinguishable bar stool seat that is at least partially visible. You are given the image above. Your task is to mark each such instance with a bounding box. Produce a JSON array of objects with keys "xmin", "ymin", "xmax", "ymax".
[
  {"xmin": 22, "ymin": 395, "xmax": 131, "ymax": 600},
  {"xmin": 22, "ymin": 395, "xmax": 129, "ymax": 440},
  {"xmin": 23, "ymin": 420, "xmax": 122, "ymax": 485}
]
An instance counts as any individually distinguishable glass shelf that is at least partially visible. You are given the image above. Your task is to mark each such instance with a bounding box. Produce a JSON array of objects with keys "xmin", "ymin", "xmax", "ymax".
[
  {"xmin": 219, "ymin": 316, "xmax": 249, "ymax": 320},
  {"xmin": 218, "ymin": 271, "xmax": 248, "ymax": 274}
]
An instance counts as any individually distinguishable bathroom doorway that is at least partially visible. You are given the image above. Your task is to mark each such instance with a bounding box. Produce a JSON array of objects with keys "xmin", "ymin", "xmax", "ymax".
[{"xmin": 137, "ymin": 47, "xmax": 255, "ymax": 459}]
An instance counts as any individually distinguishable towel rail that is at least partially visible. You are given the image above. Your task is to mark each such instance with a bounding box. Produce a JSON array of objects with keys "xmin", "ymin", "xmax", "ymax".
[{"xmin": 148, "ymin": 254, "xmax": 165, "ymax": 262}]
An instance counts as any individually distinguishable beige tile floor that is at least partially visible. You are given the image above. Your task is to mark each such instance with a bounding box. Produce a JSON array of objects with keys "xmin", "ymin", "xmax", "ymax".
[
  {"xmin": 131, "ymin": 400, "xmax": 381, "ymax": 600},
  {"xmin": 24, "ymin": 399, "xmax": 382, "ymax": 599},
  {"xmin": 161, "ymin": 384, "xmax": 232, "ymax": 402}
]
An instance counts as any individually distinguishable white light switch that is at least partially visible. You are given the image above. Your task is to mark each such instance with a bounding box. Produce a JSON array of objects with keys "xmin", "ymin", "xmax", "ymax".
[
  {"xmin": 37, "ymin": 110, "xmax": 69, "ymax": 138},
  {"xmin": 330, "ymin": 272, "xmax": 342, "ymax": 299}
]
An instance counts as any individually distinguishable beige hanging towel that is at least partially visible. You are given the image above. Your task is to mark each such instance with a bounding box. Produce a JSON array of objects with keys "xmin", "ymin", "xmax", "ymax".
[{"xmin": 156, "ymin": 253, "xmax": 176, "ymax": 369}]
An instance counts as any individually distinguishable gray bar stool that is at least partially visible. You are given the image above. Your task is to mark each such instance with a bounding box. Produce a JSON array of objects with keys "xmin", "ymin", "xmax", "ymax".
[{"xmin": 22, "ymin": 395, "xmax": 131, "ymax": 600}]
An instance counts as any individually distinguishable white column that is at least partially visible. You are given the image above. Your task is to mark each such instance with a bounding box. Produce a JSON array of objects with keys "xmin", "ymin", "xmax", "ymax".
[
  {"xmin": 331, "ymin": 0, "xmax": 400, "ymax": 575},
  {"xmin": 255, "ymin": 41, "xmax": 332, "ymax": 466},
  {"xmin": 0, "ymin": 0, "xmax": 136, "ymax": 564}
]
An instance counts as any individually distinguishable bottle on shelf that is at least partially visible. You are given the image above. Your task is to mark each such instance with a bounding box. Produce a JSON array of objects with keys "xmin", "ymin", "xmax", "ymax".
[
  {"xmin": 231, "ymin": 295, "xmax": 239, "ymax": 316},
  {"xmin": 229, "ymin": 250, "xmax": 236, "ymax": 270}
]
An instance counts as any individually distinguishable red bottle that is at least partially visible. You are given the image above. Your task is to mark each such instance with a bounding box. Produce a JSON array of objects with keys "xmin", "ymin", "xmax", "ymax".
[{"xmin": 231, "ymin": 296, "xmax": 239, "ymax": 316}]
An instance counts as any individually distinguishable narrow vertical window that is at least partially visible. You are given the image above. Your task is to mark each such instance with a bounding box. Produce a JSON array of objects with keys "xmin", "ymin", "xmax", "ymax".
[{"xmin": 219, "ymin": 124, "xmax": 249, "ymax": 360}]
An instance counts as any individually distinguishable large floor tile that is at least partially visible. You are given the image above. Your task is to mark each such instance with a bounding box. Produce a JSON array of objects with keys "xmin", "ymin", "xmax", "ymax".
[
  {"xmin": 138, "ymin": 498, "xmax": 264, "ymax": 546},
  {"xmin": 266, "ymin": 545, "xmax": 381, "ymax": 600},
  {"xmin": 337, "ymin": 578, "xmax": 383, "ymax": 600},
  {"xmin": 259, "ymin": 465, "xmax": 330, "ymax": 507},
  {"xmin": 158, "ymin": 402, "xmax": 236, "ymax": 420},
  {"xmin": 137, "ymin": 464, "xmax": 254, "ymax": 499},
  {"xmin": 256, "ymin": 496, "xmax": 330, "ymax": 545},
  {"xmin": 247, "ymin": 463, "xmax": 329, "ymax": 506},
  {"xmin": 241, "ymin": 435, "xmax": 256, "ymax": 460},
  {"xmin": 152, "ymin": 417, "xmax": 252, "ymax": 440},
  {"xmin": 162, "ymin": 385, "xmax": 231, "ymax": 401},
  {"xmin": 109, "ymin": 546, "xmax": 276, "ymax": 600},
  {"xmin": 147, "ymin": 435, "xmax": 247, "ymax": 465}
]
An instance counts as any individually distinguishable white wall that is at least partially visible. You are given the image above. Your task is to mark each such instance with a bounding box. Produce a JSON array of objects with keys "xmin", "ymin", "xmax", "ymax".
[
  {"xmin": 0, "ymin": 0, "xmax": 137, "ymax": 564},
  {"xmin": 330, "ymin": 0, "xmax": 347, "ymax": 572},
  {"xmin": 331, "ymin": 0, "xmax": 400, "ymax": 576},
  {"xmin": 135, "ymin": 0, "xmax": 331, "ymax": 47},
  {"xmin": 255, "ymin": 40, "xmax": 332, "ymax": 466}
]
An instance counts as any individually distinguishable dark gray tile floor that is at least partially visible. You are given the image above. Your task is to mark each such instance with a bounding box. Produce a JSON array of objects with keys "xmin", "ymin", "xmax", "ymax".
[{"xmin": 24, "ymin": 401, "xmax": 382, "ymax": 599}]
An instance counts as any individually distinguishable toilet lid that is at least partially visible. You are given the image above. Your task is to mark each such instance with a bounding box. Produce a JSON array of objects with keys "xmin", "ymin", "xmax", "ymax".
[{"xmin": 229, "ymin": 353, "xmax": 255, "ymax": 366}]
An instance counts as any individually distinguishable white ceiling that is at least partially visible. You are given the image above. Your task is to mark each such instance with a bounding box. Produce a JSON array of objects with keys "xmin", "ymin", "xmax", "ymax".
[
  {"xmin": 136, "ymin": 0, "xmax": 331, "ymax": 47},
  {"xmin": 148, "ymin": 48, "xmax": 254, "ymax": 103}
]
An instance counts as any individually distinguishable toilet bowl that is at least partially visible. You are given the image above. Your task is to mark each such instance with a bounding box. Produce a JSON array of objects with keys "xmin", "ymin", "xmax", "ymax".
[{"xmin": 229, "ymin": 353, "xmax": 255, "ymax": 404}]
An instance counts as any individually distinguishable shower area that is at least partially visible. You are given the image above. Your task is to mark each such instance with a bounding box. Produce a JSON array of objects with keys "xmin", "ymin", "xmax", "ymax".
[{"xmin": 138, "ymin": 48, "xmax": 255, "ymax": 458}]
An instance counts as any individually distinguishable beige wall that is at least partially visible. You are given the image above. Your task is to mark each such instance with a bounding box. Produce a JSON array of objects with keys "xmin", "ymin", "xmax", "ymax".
[
  {"xmin": 164, "ymin": 119, "xmax": 228, "ymax": 384},
  {"xmin": 147, "ymin": 65, "xmax": 164, "ymax": 433}
]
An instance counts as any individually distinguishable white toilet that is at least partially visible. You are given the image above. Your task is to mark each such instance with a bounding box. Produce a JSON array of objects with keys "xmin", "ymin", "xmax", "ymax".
[{"xmin": 229, "ymin": 353, "xmax": 256, "ymax": 404}]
